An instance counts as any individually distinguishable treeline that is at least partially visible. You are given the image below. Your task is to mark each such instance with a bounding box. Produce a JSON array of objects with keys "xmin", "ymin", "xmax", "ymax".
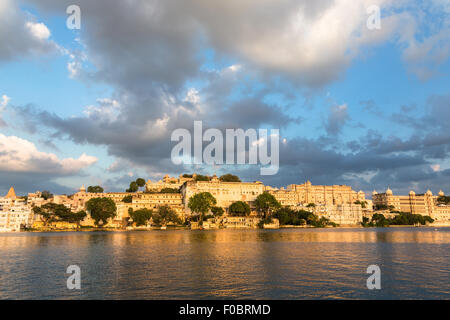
[
  {"xmin": 362, "ymin": 212, "xmax": 434, "ymax": 227},
  {"xmin": 437, "ymin": 195, "xmax": 450, "ymax": 205},
  {"xmin": 145, "ymin": 187, "xmax": 180, "ymax": 194},
  {"xmin": 273, "ymin": 207, "xmax": 337, "ymax": 228},
  {"xmin": 182, "ymin": 173, "xmax": 241, "ymax": 182},
  {"xmin": 32, "ymin": 203, "xmax": 86, "ymax": 228},
  {"xmin": 128, "ymin": 205, "xmax": 181, "ymax": 227}
]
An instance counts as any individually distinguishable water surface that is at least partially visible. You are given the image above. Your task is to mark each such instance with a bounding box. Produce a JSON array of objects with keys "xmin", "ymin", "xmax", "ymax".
[{"xmin": 0, "ymin": 228, "xmax": 449, "ymax": 299}]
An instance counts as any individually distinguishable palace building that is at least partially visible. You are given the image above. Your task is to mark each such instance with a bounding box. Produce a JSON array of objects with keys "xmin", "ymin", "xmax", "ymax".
[
  {"xmin": 372, "ymin": 188, "xmax": 450, "ymax": 225},
  {"xmin": 264, "ymin": 180, "xmax": 367, "ymax": 208},
  {"xmin": 6, "ymin": 174, "xmax": 449, "ymax": 231},
  {"xmin": 180, "ymin": 174, "xmax": 265, "ymax": 211}
]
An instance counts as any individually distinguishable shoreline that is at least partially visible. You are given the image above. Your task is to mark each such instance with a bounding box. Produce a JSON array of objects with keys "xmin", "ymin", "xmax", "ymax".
[{"xmin": 1, "ymin": 224, "xmax": 448, "ymax": 234}]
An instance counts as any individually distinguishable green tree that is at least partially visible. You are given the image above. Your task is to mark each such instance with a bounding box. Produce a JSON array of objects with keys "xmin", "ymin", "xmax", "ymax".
[
  {"xmin": 86, "ymin": 197, "xmax": 117, "ymax": 226},
  {"xmin": 152, "ymin": 205, "xmax": 181, "ymax": 225},
  {"xmin": 306, "ymin": 203, "xmax": 316, "ymax": 208},
  {"xmin": 32, "ymin": 204, "xmax": 86, "ymax": 228},
  {"xmin": 273, "ymin": 207, "xmax": 295, "ymax": 225},
  {"xmin": 254, "ymin": 192, "xmax": 281, "ymax": 218},
  {"xmin": 136, "ymin": 178, "xmax": 146, "ymax": 187},
  {"xmin": 160, "ymin": 187, "xmax": 180, "ymax": 193},
  {"xmin": 374, "ymin": 204, "xmax": 388, "ymax": 211},
  {"xmin": 126, "ymin": 181, "xmax": 139, "ymax": 192},
  {"xmin": 371, "ymin": 213, "xmax": 389, "ymax": 227},
  {"xmin": 194, "ymin": 174, "xmax": 210, "ymax": 181},
  {"xmin": 188, "ymin": 192, "xmax": 217, "ymax": 222},
  {"xmin": 128, "ymin": 208, "xmax": 153, "ymax": 226},
  {"xmin": 62, "ymin": 210, "xmax": 87, "ymax": 228},
  {"xmin": 211, "ymin": 206, "xmax": 224, "ymax": 217},
  {"xmin": 437, "ymin": 195, "xmax": 450, "ymax": 204},
  {"xmin": 219, "ymin": 174, "xmax": 241, "ymax": 182},
  {"xmin": 41, "ymin": 190, "xmax": 53, "ymax": 200},
  {"xmin": 228, "ymin": 201, "xmax": 251, "ymax": 217},
  {"xmin": 32, "ymin": 203, "xmax": 60, "ymax": 226},
  {"xmin": 122, "ymin": 195, "xmax": 133, "ymax": 203},
  {"xmin": 87, "ymin": 186, "xmax": 104, "ymax": 193},
  {"xmin": 354, "ymin": 200, "xmax": 367, "ymax": 208}
]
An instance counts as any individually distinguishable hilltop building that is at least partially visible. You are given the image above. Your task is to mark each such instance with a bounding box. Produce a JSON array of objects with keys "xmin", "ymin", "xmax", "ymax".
[{"xmin": 145, "ymin": 174, "xmax": 194, "ymax": 192}]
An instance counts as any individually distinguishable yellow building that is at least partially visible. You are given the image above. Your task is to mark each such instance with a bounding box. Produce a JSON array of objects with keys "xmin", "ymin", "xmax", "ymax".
[
  {"xmin": 372, "ymin": 188, "xmax": 450, "ymax": 225},
  {"xmin": 145, "ymin": 174, "xmax": 194, "ymax": 192},
  {"xmin": 285, "ymin": 180, "xmax": 366, "ymax": 205},
  {"xmin": 117, "ymin": 192, "xmax": 185, "ymax": 221},
  {"xmin": 180, "ymin": 174, "xmax": 265, "ymax": 211}
]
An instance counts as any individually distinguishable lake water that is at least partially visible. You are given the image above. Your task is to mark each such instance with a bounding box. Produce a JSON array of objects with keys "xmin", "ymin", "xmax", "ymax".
[{"xmin": 0, "ymin": 227, "xmax": 449, "ymax": 299}]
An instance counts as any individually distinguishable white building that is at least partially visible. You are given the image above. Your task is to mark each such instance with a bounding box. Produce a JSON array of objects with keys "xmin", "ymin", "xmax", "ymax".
[{"xmin": 0, "ymin": 187, "xmax": 34, "ymax": 232}]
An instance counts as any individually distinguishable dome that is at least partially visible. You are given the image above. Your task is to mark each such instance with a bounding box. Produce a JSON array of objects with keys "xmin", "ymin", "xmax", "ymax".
[
  {"xmin": 409, "ymin": 190, "xmax": 415, "ymax": 195},
  {"xmin": 79, "ymin": 184, "xmax": 86, "ymax": 192},
  {"xmin": 386, "ymin": 187, "xmax": 393, "ymax": 195},
  {"xmin": 438, "ymin": 190, "xmax": 445, "ymax": 197},
  {"xmin": 372, "ymin": 190, "xmax": 378, "ymax": 195},
  {"xmin": 426, "ymin": 190, "xmax": 433, "ymax": 196}
]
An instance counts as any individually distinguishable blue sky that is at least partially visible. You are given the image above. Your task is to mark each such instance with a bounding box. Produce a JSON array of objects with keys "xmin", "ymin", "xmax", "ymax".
[{"xmin": 0, "ymin": 0, "xmax": 449, "ymax": 196}]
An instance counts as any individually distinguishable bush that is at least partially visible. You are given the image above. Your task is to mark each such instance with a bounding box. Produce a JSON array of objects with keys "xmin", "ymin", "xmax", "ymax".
[
  {"xmin": 159, "ymin": 187, "xmax": 180, "ymax": 193},
  {"xmin": 194, "ymin": 174, "xmax": 210, "ymax": 181},
  {"xmin": 219, "ymin": 174, "xmax": 241, "ymax": 182},
  {"xmin": 211, "ymin": 206, "xmax": 224, "ymax": 217},
  {"xmin": 122, "ymin": 195, "xmax": 133, "ymax": 203},
  {"xmin": 128, "ymin": 208, "xmax": 152, "ymax": 226},
  {"xmin": 228, "ymin": 201, "xmax": 251, "ymax": 217}
]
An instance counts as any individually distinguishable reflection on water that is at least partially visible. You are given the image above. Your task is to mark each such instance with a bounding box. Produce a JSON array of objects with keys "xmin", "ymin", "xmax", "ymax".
[{"xmin": 0, "ymin": 228, "xmax": 449, "ymax": 299}]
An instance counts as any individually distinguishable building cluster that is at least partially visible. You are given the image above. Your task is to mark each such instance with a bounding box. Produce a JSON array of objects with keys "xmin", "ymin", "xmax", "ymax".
[
  {"xmin": 372, "ymin": 188, "xmax": 450, "ymax": 226},
  {"xmin": 0, "ymin": 187, "xmax": 33, "ymax": 232},
  {"xmin": 1, "ymin": 174, "xmax": 449, "ymax": 232}
]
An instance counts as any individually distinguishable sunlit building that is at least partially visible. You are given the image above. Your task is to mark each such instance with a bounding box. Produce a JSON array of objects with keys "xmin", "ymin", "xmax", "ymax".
[
  {"xmin": 0, "ymin": 187, "xmax": 33, "ymax": 232},
  {"xmin": 372, "ymin": 188, "xmax": 450, "ymax": 225}
]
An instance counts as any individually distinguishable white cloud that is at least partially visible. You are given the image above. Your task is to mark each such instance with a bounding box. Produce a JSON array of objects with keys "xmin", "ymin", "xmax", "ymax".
[
  {"xmin": 83, "ymin": 98, "xmax": 121, "ymax": 121},
  {"xmin": 25, "ymin": 21, "xmax": 51, "ymax": 40},
  {"xmin": 0, "ymin": 134, "xmax": 97, "ymax": 174},
  {"xmin": 184, "ymin": 88, "xmax": 200, "ymax": 104}
]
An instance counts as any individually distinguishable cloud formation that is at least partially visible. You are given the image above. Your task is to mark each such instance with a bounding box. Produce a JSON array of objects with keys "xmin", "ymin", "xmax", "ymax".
[
  {"xmin": 0, "ymin": 134, "xmax": 97, "ymax": 174},
  {"xmin": 0, "ymin": 0, "xmax": 59, "ymax": 61},
  {"xmin": 2, "ymin": 0, "xmax": 449, "ymax": 195}
]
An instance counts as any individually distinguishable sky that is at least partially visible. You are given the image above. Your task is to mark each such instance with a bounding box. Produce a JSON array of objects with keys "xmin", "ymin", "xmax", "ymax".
[{"xmin": 0, "ymin": 0, "xmax": 449, "ymax": 197}]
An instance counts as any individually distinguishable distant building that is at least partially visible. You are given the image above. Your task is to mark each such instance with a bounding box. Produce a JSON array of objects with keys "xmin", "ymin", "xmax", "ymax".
[
  {"xmin": 0, "ymin": 187, "xmax": 33, "ymax": 232},
  {"xmin": 372, "ymin": 188, "xmax": 450, "ymax": 225},
  {"xmin": 284, "ymin": 180, "xmax": 366, "ymax": 205},
  {"xmin": 25, "ymin": 174, "xmax": 450, "ymax": 229},
  {"xmin": 145, "ymin": 174, "xmax": 194, "ymax": 192},
  {"xmin": 180, "ymin": 174, "xmax": 265, "ymax": 211}
]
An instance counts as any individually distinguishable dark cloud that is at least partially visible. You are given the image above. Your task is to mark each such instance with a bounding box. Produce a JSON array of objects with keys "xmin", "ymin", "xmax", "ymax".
[
  {"xmin": 325, "ymin": 104, "xmax": 350, "ymax": 136},
  {"xmin": 0, "ymin": 171, "xmax": 75, "ymax": 196}
]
